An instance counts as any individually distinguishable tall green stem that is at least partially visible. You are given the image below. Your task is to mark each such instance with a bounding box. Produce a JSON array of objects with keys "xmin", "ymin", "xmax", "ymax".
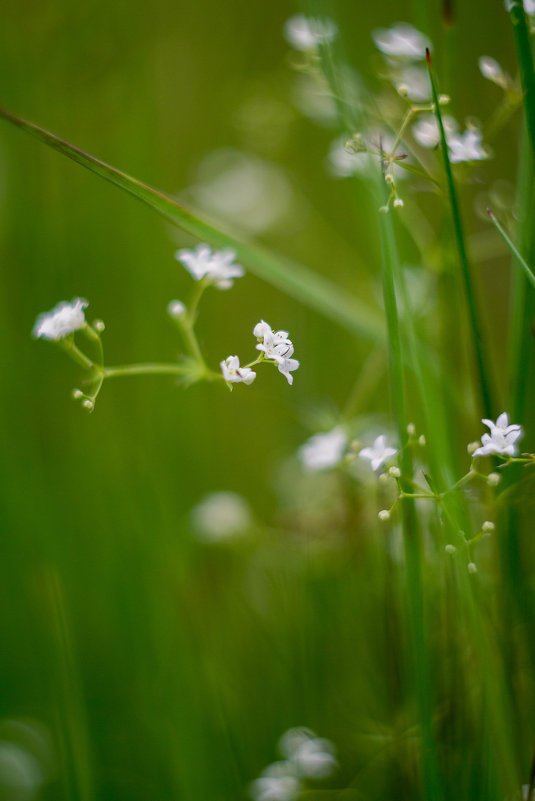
[{"xmin": 509, "ymin": 1, "xmax": 535, "ymax": 160}]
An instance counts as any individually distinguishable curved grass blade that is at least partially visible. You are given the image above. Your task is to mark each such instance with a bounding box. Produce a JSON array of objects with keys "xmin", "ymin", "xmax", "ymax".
[
  {"xmin": 509, "ymin": 1, "xmax": 535, "ymax": 160},
  {"xmin": 0, "ymin": 106, "xmax": 383, "ymax": 344},
  {"xmin": 487, "ymin": 207, "xmax": 535, "ymax": 290}
]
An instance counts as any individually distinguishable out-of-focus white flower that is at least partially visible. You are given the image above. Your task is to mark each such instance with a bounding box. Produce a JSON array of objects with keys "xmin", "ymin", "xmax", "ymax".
[
  {"xmin": 359, "ymin": 435, "xmax": 398, "ymax": 471},
  {"xmin": 250, "ymin": 762, "xmax": 301, "ymax": 801},
  {"xmin": 448, "ymin": 128, "xmax": 488, "ymax": 163},
  {"xmin": 33, "ymin": 298, "xmax": 88, "ymax": 340},
  {"xmin": 283, "ymin": 14, "xmax": 337, "ymax": 51},
  {"xmin": 394, "ymin": 65, "xmax": 431, "ymax": 101},
  {"xmin": 298, "ymin": 427, "xmax": 348, "ymax": 471},
  {"xmin": 478, "ymin": 56, "xmax": 509, "ymax": 89},
  {"xmin": 412, "ymin": 114, "xmax": 459, "ymax": 148},
  {"xmin": 372, "ymin": 23, "xmax": 430, "ymax": 60},
  {"xmin": 279, "ymin": 728, "xmax": 337, "ymax": 780},
  {"xmin": 328, "ymin": 132, "xmax": 409, "ymax": 180},
  {"xmin": 167, "ymin": 300, "xmax": 187, "ymax": 319},
  {"xmin": 220, "ymin": 355, "xmax": 256, "ymax": 385},
  {"xmin": 505, "ymin": 0, "xmax": 535, "ymax": 14},
  {"xmin": 473, "ymin": 412, "xmax": 523, "ymax": 457},
  {"xmin": 188, "ymin": 150, "xmax": 294, "ymax": 236},
  {"xmin": 191, "ymin": 491, "xmax": 252, "ymax": 541},
  {"xmin": 254, "ymin": 320, "xmax": 299, "ymax": 385},
  {"xmin": 176, "ymin": 244, "xmax": 245, "ymax": 289}
]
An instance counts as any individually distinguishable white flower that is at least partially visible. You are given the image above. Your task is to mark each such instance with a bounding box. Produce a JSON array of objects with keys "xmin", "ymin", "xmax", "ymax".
[
  {"xmin": 191, "ymin": 491, "xmax": 252, "ymax": 541},
  {"xmin": 175, "ymin": 244, "xmax": 245, "ymax": 289},
  {"xmin": 167, "ymin": 300, "xmax": 186, "ymax": 319},
  {"xmin": 220, "ymin": 355, "xmax": 256, "ymax": 385},
  {"xmin": 394, "ymin": 65, "xmax": 431, "ymax": 101},
  {"xmin": 250, "ymin": 762, "xmax": 300, "ymax": 801},
  {"xmin": 412, "ymin": 114, "xmax": 459, "ymax": 148},
  {"xmin": 447, "ymin": 128, "xmax": 488, "ymax": 163},
  {"xmin": 279, "ymin": 728, "xmax": 337, "ymax": 780},
  {"xmin": 478, "ymin": 56, "xmax": 509, "ymax": 89},
  {"xmin": 505, "ymin": 0, "xmax": 535, "ymax": 14},
  {"xmin": 298, "ymin": 427, "xmax": 348, "ymax": 471},
  {"xmin": 359, "ymin": 435, "xmax": 398, "ymax": 471},
  {"xmin": 254, "ymin": 320, "xmax": 300, "ymax": 385},
  {"xmin": 473, "ymin": 412, "xmax": 523, "ymax": 457},
  {"xmin": 33, "ymin": 298, "xmax": 88, "ymax": 340},
  {"xmin": 283, "ymin": 14, "xmax": 337, "ymax": 51},
  {"xmin": 372, "ymin": 23, "xmax": 430, "ymax": 60}
]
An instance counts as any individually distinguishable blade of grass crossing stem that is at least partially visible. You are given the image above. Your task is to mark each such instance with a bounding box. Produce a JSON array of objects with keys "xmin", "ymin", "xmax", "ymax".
[
  {"xmin": 377, "ymin": 172, "xmax": 443, "ymax": 801},
  {"xmin": 487, "ymin": 209, "xmax": 535, "ymax": 290},
  {"xmin": 0, "ymin": 106, "xmax": 383, "ymax": 344},
  {"xmin": 509, "ymin": 1, "xmax": 535, "ymax": 161},
  {"xmin": 425, "ymin": 51, "xmax": 493, "ymax": 419}
]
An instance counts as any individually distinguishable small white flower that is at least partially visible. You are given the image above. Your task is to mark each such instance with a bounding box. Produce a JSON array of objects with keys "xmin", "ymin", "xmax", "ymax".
[
  {"xmin": 394, "ymin": 65, "xmax": 431, "ymax": 101},
  {"xmin": 359, "ymin": 435, "xmax": 398, "ymax": 471},
  {"xmin": 482, "ymin": 521, "xmax": 495, "ymax": 533},
  {"xmin": 298, "ymin": 427, "xmax": 348, "ymax": 471},
  {"xmin": 378, "ymin": 510, "xmax": 391, "ymax": 521},
  {"xmin": 372, "ymin": 23, "xmax": 430, "ymax": 60},
  {"xmin": 412, "ymin": 114, "xmax": 459, "ymax": 148},
  {"xmin": 283, "ymin": 14, "xmax": 337, "ymax": 51},
  {"xmin": 33, "ymin": 298, "xmax": 88, "ymax": 340},
  {"xmin": 250, "ymin": 763, "xmax": 300, "ymax": 801},
  {"xmin": 220, "ymin": 355, "xmax": 256, "ymax": 385},
  {"xmin": 478, "ymin": 56, "xmax": 509, "ymax": 89},
  {"xmin": 167, "ymin": 300, "xmax": 187, "ymax": 319},
  {"xmin": 447, "ymin": 128, "xmax": 488, "ymax": 163},
  {"xmin": 279, "ymin": 728, "xmax": 337, "ymax": 780},
  {"xmin": 191, "ymin": 491, "xmax": 252, "ymax": 541},
  {"xmin": 175, "ymin": 244, "xmax": 245, "ymax": 289},
  {"xmin": 254, "ymin": 320, "xmax": 300, "ymax": 385},
  {"xmin": 473, "ymin": 412, "xmax": 523, "ymax": 457}
]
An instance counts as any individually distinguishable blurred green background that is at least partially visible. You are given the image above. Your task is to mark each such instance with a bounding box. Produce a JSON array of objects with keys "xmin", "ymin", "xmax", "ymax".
[{"xmin": 0, "ymin": 1, "xmax": 524, "ymax": 799}]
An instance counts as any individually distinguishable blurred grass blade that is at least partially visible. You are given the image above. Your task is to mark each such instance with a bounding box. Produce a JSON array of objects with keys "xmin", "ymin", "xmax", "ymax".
[
  {"xmin": 425, "ymin": 51, "xmax": 493, "ymax": 418},
  {"xmin": 487, "ymin": 208, "xmax": 535, "ymax": 290},
  {"xmin": 0, "ymin": 106, "xmax": 383, "ymax": 343},
  {"xmin": 509, "ymin": 1, "xmax": 535, "ymax": 160}
]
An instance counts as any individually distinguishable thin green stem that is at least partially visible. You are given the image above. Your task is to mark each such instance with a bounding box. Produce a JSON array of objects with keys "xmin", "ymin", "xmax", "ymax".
[
  {"xmin": 58, "ymin": 339, "xmax": 95, "ymax": 370},
  {"xmin": 103, "ymin": 363, "xmax": 200, "ymax": 379},
  {"xmin": 487, "ymin": 208, "xmax": 535, "ymax": 290},
  {"xmin": 426, "ymin": 49, "xmax": 493, "ymax": 418}
]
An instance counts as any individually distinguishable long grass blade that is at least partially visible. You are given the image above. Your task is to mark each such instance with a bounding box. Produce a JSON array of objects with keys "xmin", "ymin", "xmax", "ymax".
[
  {"xmin": 0, "ymin": 106, "xmax": 383, "ymax": 343},
  {"xmin": 509, "ymin": 1, "xmax": 535, "ymax": 160}
]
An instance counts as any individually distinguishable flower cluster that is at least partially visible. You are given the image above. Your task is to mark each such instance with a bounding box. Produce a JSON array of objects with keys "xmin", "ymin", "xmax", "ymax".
[
  {"xmin": 220, "ymin": 321, "xmax": 300, "ymax": 388},
  {"xmin": 33, "ymin": 298, "xmax": 88, "ymax": 340},
  {"xmin": 473, "ymin": 413, "xmax": 523, "ymax": 457},
  {"xmin": 175, "ymin": 244, "xmax": 245, "ymax": 289},
  {"xmin": 249, "ymin": 727, "xmax": 337, "ymax": 801}
]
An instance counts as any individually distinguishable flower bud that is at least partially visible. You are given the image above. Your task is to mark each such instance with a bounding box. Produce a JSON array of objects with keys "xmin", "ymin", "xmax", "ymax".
[
  {"xmin": 167, "ymin": 300, "xmax": 187, "ymax": 319},
  {"xmin": 93, "ymin": 319, "xmax": 106, "ymax": 332},
  {"xmin": 482, "ymin": 521, "xmax": 495, "ymax": 534},
  {"xmin": 72, "ymin": 389, "xmax": 83, "ymax": 400},
  {"xmin": 385, "ymin": 174, "xmax": 394, "ymax": 185},
  {"xmin": 467, "ymin": 562, "xmax": 478, "ymax": 574},
  {"xmin": 445, "ymin": 544, "xmax": 457, "ymax": 555},
  {"xmin": 467, "ymin": 441, "xmax": 480, "ymax": 455},
  {"xmin": 487, "ymin": 472, "xmax": 501, "ymax": 486},
  {"xmin": 378, "ymin": 510, "xmax": 390, "ymax": 522},
  {"xmin": 418, "ymin": 435, "xmax": 426, "ymax": 446},
  {"xmin": 393, "ymin": 198, "xmax": 404, "ymax": 208},
  {"xmin": 407, "ymin": 423, "xmax": 416, "ymax": 436},
  {"xmin": 388, "ymin": 466, "xmax": 401, "ymax": 478},
  {"xmin": 82, "ymin": 399, "xmax": 94, "ymax": 411}
]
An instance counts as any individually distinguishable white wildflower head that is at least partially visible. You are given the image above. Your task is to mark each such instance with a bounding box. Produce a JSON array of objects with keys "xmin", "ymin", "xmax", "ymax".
[
  {"xmin": 372, "ymin": 22, "xmax": 430, "ymax": 60},
  {"xmin": 448, "ymin": 128, "xmax": 488, "ymax": 163},
  {"xmin": 412, "ymin": 114, "xmax": 459, "ymax": 149},
  {"xmin": 33, "ymin": 298, "xmax": 88, "ymax": 340},
  {"xmin": 298, "ymin": 427, "xmax": 348, "ymax": 472},
  {"xmin": 175, "ymin": 244, "xmax": 245, "ymax": 289},
  {"xmin": 472, "ymin": 412, "xmax": 523, "ymax": 457},
  {"xmin": 283, "ymin": 14, "xmax": 337, "ymax": 51},
  {"xmin": 359, "ymin": 435, "xmax": 398, "ymax": 472},
  {"xmin": 220, "ymin": 355, "xmax": 256, "ymax": 385},
  {"xmin": 254, "ymin": 320, "xmax": 300, "ymax": 385},
  {"xmin": 250, "ymin": 762, "xmax": 300, "ymax": 801},
  {"xmin": 167, "ymin": 300, "xmax": 187, "ymax": 319},
  {"xmin": 191, "ymin": 491, "xmax": 252, "ymax": 541},
  {"xmin": 279, "ymin": 728, "xmax": 337, "ymax": 780},
  {"xmin": 478, "ymin": 56, "xmax": 509, "ymax": 89}
]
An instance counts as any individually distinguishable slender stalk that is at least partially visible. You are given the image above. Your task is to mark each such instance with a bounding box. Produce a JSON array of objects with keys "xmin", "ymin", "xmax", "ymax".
[
  {"xmin": 487, "ymin": 208, "xmax": 535, "ymax": 289},
  {"xmin": 426, "ymin": 50, "xmax": 493, "ymax": 418},
  {"xmin": 103, "ymin": 363, "xmax": 201, "ymax": 379},
  {"xmin": 377, "ymin": 169, "xmax": 443, "ymax": 801},
  {"xmin": 509, "ymin": 1, "xmax": 535, "ymax": 160},
  {"xmin": 58, "ymin": 340, "xmax": 95, "ymax": 370}
]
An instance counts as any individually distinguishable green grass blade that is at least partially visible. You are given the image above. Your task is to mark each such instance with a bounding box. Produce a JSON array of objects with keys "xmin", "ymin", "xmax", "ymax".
[
  {"xmin": 425, "ymin": 52, "xmax": 493, "ymax": 418},
  {"xmin": 509, "ymin": 1, "xmax": 535, "ymax": 160},
  {"xmin": 487, "ymin": 208, "xmax": 535, "ymax": 290},
  {"xmin": 0, "ymin": 106, "xmax": 383, "ymax": 343}
]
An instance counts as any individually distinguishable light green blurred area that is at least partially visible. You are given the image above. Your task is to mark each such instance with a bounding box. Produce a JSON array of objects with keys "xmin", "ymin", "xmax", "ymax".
[{"xmin": 0, "ymin": 1, "xmax": 525, "ymax": 800}]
